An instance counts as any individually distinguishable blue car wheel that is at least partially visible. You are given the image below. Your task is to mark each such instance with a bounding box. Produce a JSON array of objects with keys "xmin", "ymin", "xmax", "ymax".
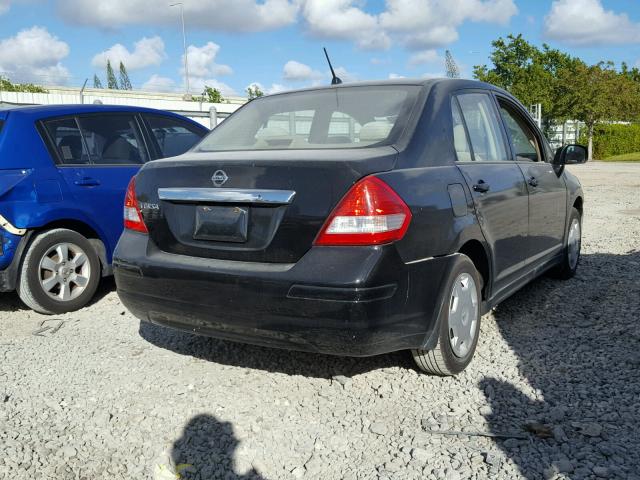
[{"xmin": 17, "ymin": 229, "xmax": 101, "ymax": 314}]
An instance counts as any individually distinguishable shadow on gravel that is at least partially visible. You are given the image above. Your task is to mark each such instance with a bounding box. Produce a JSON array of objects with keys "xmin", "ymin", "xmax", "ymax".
[
  {"xmin": 139, "ymin": 320, "xmax": 414, "ymax": 379},
  {"xmin": 172, "ymin": 414, "xmax": 266, "ymax": 479},
  {"xmin": 0, "ymin": 292, "xmax": 25, "ymax": 313},
  {"xmin": 482, "ymin": 252, "xmax": 640, "ymax": 479}
]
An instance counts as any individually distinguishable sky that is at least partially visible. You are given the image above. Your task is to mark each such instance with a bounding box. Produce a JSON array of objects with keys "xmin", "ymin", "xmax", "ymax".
[{"xmin": 0, "ymin": 0, "xmax": 639, "ymax": 97}]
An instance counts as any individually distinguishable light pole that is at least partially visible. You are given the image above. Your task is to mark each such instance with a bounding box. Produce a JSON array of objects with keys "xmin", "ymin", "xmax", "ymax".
[{"xmin": 170, "ymin": 2, "xmax": 190, "ymax": 96}]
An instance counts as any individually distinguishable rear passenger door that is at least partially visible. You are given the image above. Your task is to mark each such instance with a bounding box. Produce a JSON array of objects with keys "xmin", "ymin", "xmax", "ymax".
[
  {"xmin": 496, "ymin": 98, "xmax": 567, "ymax": 265},
  {"xmin": 44, "ymin": 114, "xmax": 149, "ymax": 260},
  {"xmin": 452, "ymin": 92, "xmax": 530, "ymax": 295}
]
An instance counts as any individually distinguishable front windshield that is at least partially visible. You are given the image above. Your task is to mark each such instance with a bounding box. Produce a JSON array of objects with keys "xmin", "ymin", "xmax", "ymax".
[{"xmin": 196, "ymin": 85, "xmax": 420, "ymax": 152}]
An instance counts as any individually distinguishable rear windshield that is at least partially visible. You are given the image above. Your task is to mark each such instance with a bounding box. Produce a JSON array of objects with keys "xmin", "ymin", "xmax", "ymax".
[{"xmin": 196, "ymin": 85, "xmax": 420, "ymax": 152}]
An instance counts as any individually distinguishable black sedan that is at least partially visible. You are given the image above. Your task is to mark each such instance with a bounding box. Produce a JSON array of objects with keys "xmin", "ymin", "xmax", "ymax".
[{"xmin": 114, "ymin": 79, "xmax": 586, "ymax": 375}]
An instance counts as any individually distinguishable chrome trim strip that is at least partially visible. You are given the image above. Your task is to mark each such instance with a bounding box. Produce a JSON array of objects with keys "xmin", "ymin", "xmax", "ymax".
[
  {"xmin": 158, "ymin": 188, "xmax": 296, "ymax": 205},
  {"xmin": 0, "ymin": 214, "xmax": 26, "ymax": 236},
  {"xmin": 405, "ymin": 256, "xmax": 435, "ymax": 265}
]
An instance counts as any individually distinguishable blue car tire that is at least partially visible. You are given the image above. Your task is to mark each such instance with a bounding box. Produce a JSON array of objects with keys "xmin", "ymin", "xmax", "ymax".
[{"xmin": 17, "ymin": 229, "xmax": 101, "ymax": 314}]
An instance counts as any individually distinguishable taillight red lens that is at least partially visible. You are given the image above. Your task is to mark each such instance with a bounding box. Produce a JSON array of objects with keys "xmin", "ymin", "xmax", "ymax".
[
  {"xmin": 314, "ymin": 176, "xmax": 412, "ymax": 246},
  {"xmin": 124, "ymin": 177, "xmax": 148, "ymax": 234}
]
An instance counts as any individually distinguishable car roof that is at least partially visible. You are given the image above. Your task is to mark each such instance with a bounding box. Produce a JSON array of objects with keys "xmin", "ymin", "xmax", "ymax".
[
  {"xmin": 263, "ymin": 78, "xmax": 506, "ymax": 97},
  {"xmin": 0, "ymin": 103, "xmax": 193, "ymax": 119}
]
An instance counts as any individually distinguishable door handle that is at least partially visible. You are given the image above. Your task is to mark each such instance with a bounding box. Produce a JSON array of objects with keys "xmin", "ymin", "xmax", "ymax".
[
  {"xmin": 473, "ymin": 180, "xmax": 491, "ymax": 193},
  {"xmin": 74, "ymin": 177, "xmax": 101, "ymax": 187},
  {"xmin": 527, "ymin": 176, "xmax": 538, "ymax": 187}
]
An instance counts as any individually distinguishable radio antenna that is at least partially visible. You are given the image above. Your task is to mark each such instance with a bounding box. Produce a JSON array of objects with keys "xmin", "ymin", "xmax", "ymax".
[{"xmin": 323, "ymin": 47, "xmax": 342, "ymax": 85}]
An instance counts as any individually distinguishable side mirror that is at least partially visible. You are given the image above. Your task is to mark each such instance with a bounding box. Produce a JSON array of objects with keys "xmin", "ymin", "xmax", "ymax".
[{"xmin": 554, "ymin": 144, "xmax": 588, "ymax": 165}]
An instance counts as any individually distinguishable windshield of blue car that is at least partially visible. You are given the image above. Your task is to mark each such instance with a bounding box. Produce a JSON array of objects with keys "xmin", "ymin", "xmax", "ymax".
[{"xmin": 196, "ymin": 85, "xmax": 421, "ymax": 151}]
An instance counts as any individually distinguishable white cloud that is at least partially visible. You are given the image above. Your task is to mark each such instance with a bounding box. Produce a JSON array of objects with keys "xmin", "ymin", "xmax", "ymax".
[
  {"xmin": 300, "ymin": 0, "xmax": 517, "ymax": 51},
  {"xmin": 56, "ymin": 0, "xmax": 297, "ymax": 32},
  {"xmin": 92, "ymin": 36, "xmax": 166, "ymax": 70},
  {"xmin": 0, "ymin": 0, "xmax": 10, "ymax": 15},
  {"xmin": 422, "ymin": 72, "xmax": 446, "ymax": 79},
  {"xmin": 176, "ymin": 42, "xmax": 235, "ymax": 96},
  {"xmin": 544, "ymin": 0, "xmax": 640, "ymax": 45},
  {"xmin": 141, "ymin": 74, "xmax": 175, "ymax": 92},
  {"xmin": 300, "ymin": 0, "xmax": 390, "ymax": 50},
  {"xmin": 0, "ymin": 26, "xmax": 70, "ymax": 84},
  {"xmin": 379, "ymin": 0, "xmax": 517, "ymax": 49},
  {"xmin": 283, "ymin": 60, "xmax": 321, "ymax": 81},
  {"xmin": 190, "ymin": 78, "xmax": 236, "ymax": 97},
  {"xmin": 334, "ymin": 66, "xmax": 357, "ymax": 83},
  {"xmin": 408, "ymin": 49, "xmax": 440, "ymax": 66},
  {"xmin": 248, "ymin": 82, "xmax": 288, "ymax": 95},
  {"xmin": 184, "ymin": 42, "xmax": 232, "ymax": 80},
  {"xmin": 370, "ymin": 57, "xmax": 389, "ymax": 65},
  {"xmin": 389, "ymin": 73, "xmax": 405, "ymax": 79}
]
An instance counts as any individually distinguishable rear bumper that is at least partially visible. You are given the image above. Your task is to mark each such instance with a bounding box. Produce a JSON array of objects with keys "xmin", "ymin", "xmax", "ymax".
[
  {"xmin": 0, "ymin": 230, "xmax": 30, "ymax": 292},
  {"xmin": 114, "ymin": 231, "xmax": 454, "ymax": 356}
]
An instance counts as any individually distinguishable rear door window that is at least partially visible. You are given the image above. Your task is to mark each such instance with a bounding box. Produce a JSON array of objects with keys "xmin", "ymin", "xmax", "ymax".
[
  {"xmin": 77, "ymin": 115, "xmax": 147, "ymax": 165},
  {"xmin": 144, "ymin": 114, "xmax": 206, "ymax": 157},
  {"xmin": 0, "ymin": 119, "xmax": 4, "ymax": 134},
  {"xmin": 456, "ymin": 93, "xmax": 509, "ymax": 162},
  {"xmin": 498, "ymin": 102, "xmax": 541, "ymax": 162},
  {"xmin": 451, "ymin": 99, "xmax": 472, "ymax": 162},
  {"xmin": 44, "ymin": 118, "xmax": 90, "ymax": 165}
]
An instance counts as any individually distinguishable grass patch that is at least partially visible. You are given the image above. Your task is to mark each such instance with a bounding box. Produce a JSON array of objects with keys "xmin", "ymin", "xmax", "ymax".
[{"xmin": 601, "ymin": 152, "xmax": 640, "ymax": 162}]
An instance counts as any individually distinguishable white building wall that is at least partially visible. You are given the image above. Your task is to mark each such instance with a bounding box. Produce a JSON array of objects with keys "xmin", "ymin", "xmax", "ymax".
[{"xmin": 0, "ymin": 86, "xmax": 245, "ymax": 129}]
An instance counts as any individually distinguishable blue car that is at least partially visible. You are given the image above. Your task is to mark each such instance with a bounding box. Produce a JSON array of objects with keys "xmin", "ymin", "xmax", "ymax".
[{"xmin": 0, "ymin": 104, "xmax": 208, "ymax": 313}]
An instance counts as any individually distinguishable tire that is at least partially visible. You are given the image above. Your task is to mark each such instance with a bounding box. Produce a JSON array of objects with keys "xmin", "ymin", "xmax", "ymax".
[
  {"xmin": 549, "ymin": 207, "xmax": 582, "ymax": 280},
  {"xmin": 17, "ymin": 229, "xmax": 101, "ymax": 314},
  {"xmin": 412, "ymin": 254, "xmax": 482, "ymax": 376}
]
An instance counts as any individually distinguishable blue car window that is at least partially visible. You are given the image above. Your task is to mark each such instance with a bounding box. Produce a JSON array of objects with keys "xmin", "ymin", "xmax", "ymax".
[
  {"xmin": 44, "ymin": 117, "xmax": 90, "ymax": 165},
  {"xmin": 77, "ymin": 115, "xmax": 147, "ymax": 165},
  {"xmin": 0, "ymin": 119, "xmax": 4, "ymax": 134},
  {"xmin": 145, "ymin": 115, "xmax": 205, "ymax": 157}
]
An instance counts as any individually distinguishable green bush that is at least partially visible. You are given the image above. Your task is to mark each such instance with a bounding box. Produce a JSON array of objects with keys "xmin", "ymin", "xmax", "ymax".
[
  {"xmin": 579, "ymin": 123, "xmax": 640, "ymax": 159},
  {"xmin": 0, "ymin": 77, "xmax": 48, "ymax": 93}
]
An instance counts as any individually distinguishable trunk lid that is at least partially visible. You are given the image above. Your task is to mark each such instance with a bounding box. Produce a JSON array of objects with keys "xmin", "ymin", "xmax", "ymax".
[{"xmin": 135, "ymin": 147, "xmax": 397, "ymax": 263}]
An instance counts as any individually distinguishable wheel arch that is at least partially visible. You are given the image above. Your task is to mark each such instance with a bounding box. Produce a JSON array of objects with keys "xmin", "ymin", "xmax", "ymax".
[
  {"xmin": 573, "ymin": 195, "xmax": 583, "ymax": 216},
  {"xmin": 31, "ymin": 220, "xmax": 109, "ymax": 276},
  {"xmin": 457, "ymin": 239, "xmax": 491, "ymax": 301}
]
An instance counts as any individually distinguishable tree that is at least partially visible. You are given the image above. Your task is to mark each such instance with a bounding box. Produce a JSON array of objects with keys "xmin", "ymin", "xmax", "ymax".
[
  {"xmin": 247, "ymin": 85, "xmax": 264, "ymax": 100},
  {"xmin": 0, "ymin": 76, "xmax": 47, "ymax": 93},
  {"xmin": 621, "ymin": 62, "xmax": 640, "ymax": 83},
  {"xmin": 119, "ymin": 62, "xmax": 132, "ymax": 90},
  {"xmin": 106, "ymin": 60, "xmax": 119, "ymax": 90},
  {"xmin": 202, "ymin": 86, "xmax": 224, "ymax": 103},
  {"xmin": 473, "ymin": 34, "xmax": 582, "ymax": 126},
  {"xmin": 93, "ymin": 74, "xmax": 103, "ymax": 89},
  {"xmin": 559, "ymin": 62, "xmax": 640, "ymax": 160},
  {"xmin": 445, "ymin": 50, "xmax": 460, "ymax": 79}
]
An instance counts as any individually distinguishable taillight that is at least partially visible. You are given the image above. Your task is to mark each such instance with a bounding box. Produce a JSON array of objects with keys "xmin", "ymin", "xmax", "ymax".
[
  {"xmin": 314, "ymin": 176, "xmax": 412, "ymax": 246},
  {"xmin": 124, "ymin": 177, "xmax": 148, "ymax": 234}
]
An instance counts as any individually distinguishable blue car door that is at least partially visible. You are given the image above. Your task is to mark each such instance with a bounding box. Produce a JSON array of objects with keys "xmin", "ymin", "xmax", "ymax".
[{"xmin": 43, "ymin": 114, "xmax": 148, "ymax": 261}]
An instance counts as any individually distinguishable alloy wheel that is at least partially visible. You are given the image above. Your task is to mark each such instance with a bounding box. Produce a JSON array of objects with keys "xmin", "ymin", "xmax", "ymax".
[{"xmin": 38, "ymin": 242, "xmax": 91, "ymax": 302}]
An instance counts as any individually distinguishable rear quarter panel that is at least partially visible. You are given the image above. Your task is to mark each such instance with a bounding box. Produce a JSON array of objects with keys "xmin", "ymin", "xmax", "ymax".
[{"xmin": 380, "ymin": 166, "xmax": 486, "ymax": 263}]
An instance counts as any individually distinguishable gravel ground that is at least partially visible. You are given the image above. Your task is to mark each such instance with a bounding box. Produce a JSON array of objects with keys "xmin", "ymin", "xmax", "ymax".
[{"xmin": 1, "ymin": 162, "xmax": 639, "ymax": 480}]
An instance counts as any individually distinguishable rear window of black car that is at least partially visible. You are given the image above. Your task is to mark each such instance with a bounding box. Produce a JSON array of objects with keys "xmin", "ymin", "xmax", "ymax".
[{"xmin": 197, "ymin": 85, "xmax": 421, "ymax": 151}]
